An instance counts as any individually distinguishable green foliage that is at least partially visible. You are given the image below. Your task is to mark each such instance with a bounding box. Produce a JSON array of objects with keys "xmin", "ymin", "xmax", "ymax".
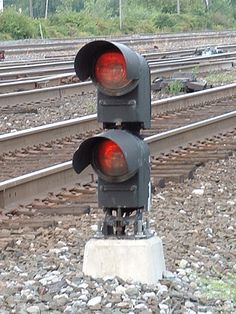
[
  {"xmin": 1, "ymin": 1, "xmax": 236, "ymax": 40},
  {"xmin": 192, "ymin": 66, "xmax": 200, "ymax": 77},
  {"xmin": 49, "ymin": 10, "xmax": 81, "ymax": 36},
  {"xmin": 205, "ymin": 71, "xmax": 236, "ymax": 84},
  {"xmin": 0, "ymin": 8, "xmax": 37, "ymax": 39},
  {"xmin": 122, "ymin": 4, "xmax": 156, "ymax": 33},
  {"xmin": 199, "ymin": 272, "xmax": 236, "ymax": 304},
  {"xmin": 174, "ymin": 14, "xmax": 210, "ymax": 31},
  {"xmin": 167, "ymin": 80, "xmax": 184, "ymax": 95},
  {"xmin": 48, "ymin": 9, "xmax": 117, "ymax": 37},
  {"xmin": 154, "ymin": 13, "xmax": 176, "ymax": 29},
  {"xmin": 157, "ymin": 0, "xmax": 177, "ymax": 14},
  {"xmin": 154, "ymin": 12, "xmax": 210, "ymax": 32}
]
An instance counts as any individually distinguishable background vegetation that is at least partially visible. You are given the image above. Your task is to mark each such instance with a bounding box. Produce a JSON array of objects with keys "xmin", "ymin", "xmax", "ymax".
[{"xmin": 1, "ymin": 0, "xmax": 236, "ymax": 40}]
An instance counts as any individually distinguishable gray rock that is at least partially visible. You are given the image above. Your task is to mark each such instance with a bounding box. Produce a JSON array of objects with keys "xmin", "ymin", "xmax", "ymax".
[
  {"xmin": 53, "ymin": 293, "xmax": 69, "ymax": 306},
  {"xmin": 125, "ymin": 286, "xmax": 140, "ymax": 297},
  {"xmin": 26, "ymin": 305, "xmax": 40, "ymax": 314},
  {"xmin": 87, "ymin": 295, "xmax": 102, "ymax": 307}
]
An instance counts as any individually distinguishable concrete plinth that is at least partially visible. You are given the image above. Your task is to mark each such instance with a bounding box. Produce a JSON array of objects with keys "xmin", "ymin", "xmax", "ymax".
[{"xmin": 82, "ymin": 236, "xmax": 166, "ymax": 284}]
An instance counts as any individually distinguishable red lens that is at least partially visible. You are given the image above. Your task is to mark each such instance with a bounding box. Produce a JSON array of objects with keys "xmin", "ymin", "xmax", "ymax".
[
  {"xmin": 95, "ymin": 51, "xmax": 130, "ymax": 90},
  {"xmin": 96, "ymin": 139, "xmax": 127, "ymax": 176}
]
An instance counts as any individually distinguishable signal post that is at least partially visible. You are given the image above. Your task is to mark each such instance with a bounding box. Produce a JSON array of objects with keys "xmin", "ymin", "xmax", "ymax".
[{"xmin": 73, "ymin": 40, "xmax": 165, "ymax": 284}]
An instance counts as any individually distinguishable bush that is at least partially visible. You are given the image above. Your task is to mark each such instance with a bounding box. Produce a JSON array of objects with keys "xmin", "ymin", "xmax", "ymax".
[
  {"xmin": 154, "ymin": 13, "xmax": 176, "ymax": 30},
  {"xmin": 154, "ymin": 12, "xmax": 216, "ymax": 32},
  {"xmin": 48, "ymin": 10, "xmax": 117, "ymax": 36},
  {"xmin": 0, "ymin": 32, "xmax": 12, "ymax": 40},
  {"xmin": 0, "ymin": 8, "xmax": 37, "ymax": 39},
  {"xmin": 210, "ymin": 12, "xmax": 233, "ymax": 29},
  {"xmin": 1, "ymin": 3, "xmax": 236, "ymax": 40}
]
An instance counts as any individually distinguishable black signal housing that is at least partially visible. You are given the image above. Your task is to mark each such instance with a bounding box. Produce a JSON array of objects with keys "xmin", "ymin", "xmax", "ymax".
[
  {"xmin": 73, "ymin": 129, "xmax": 150, "ymax": 208},
  {"xmin": 74, "ymin": 40, "xmax": 151, "ymax": 130}
]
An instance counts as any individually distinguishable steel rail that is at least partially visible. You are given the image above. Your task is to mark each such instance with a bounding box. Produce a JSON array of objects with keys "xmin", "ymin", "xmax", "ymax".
[
  {"xmin": 0, "ymin": 60, "xmax": 74, "ymax": 74},
  {"xmin": 144, "ymin": 45, "xmax": 236, "ymax": 60},
  {"xmin": 0, "ymin": 114, "xmax": 98, "ymax": 153},
  {"xmin": 148, "ymin": 51, "xmax": 236, "ymax": 65},
  {"xmin": 146, "ymin": 111, "xmax": 236, "ymax": 154},
  {"xmin": 151, "ymin": 59, "xmax": 235, "ymax": 79},
  {"xmin": 0, "ymin": 73, "xmax": 77, "ymax": 93},
  {"xmin": 0, "ymin": 81, "xmax": 93, "ymax": 107},
  {"xmin": 1, "ymin": 82, "xmax": 236, "ymax": 153},
  {"xmin": 0, "ymin": 65, "xmax": 75, "ymax": 81},
  {"xmin": 0, "ymin": 75, "xmax": 71, "ymax": 87},
  {"xmin": 0, "ymin": 111, "xmax": 235, "ymax": 209},
  {"xmin": 0, "ymin": 57, "xmax": 73, "ymax": 68}
]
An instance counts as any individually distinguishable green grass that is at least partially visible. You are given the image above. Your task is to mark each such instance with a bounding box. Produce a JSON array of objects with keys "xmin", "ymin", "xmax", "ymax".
[
  {"xmin": 198, "ymin": 270, "xmax": 236, "ymax": 312},
  {"xmin": 167, "ymin": 80, "xmax": 184, "ymax": 95},
  {"xmin": 202, "ymin": 275, "xmax": 236, "ymax": 301},
  {"xmin": 205, "ymin": 71, "xmax": 236, "ymax": 85}
]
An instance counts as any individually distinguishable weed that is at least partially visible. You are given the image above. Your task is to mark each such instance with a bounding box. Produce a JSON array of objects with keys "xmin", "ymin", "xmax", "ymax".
[
  {"xmin": 167, "ymin": 80, "xmax": 184, "ymax": 95},
  {"xmin": 205, "ymin": 71, "xmax": 236, "ymax": 84}
]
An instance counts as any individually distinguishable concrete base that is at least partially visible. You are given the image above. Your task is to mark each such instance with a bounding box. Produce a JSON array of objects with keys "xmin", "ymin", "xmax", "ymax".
[{"xmin": 82, "ymin": 236, "xmax": 166, "ymax": 284}]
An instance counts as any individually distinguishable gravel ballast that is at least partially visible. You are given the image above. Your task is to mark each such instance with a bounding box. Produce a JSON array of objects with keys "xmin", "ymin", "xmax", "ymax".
[{"xmin": 0, "ymin": 153, "xmax": 235, "ymax": 313}]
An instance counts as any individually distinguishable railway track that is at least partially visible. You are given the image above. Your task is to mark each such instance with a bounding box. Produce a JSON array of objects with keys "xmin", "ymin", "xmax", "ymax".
[
  {"xmin": 2, "ymin": 30, "xmax": 236, "ymax": 56},
  {"xmin": 1, "ymin": 78, "xmax": 236, "ymax": 136},
  {"xmin": 0, "ymin": 84, "xmax": 236, "ymax": 212},
  {"xmin": 0, "ymin": 57, "xmax": 235, "ymax": 115},
  {"xmin": 0, "ymin": 111, "xmax": 235, "ymax": 238},
  {"xmin": 0, "ymin": 49, "xmax": 235, "ymax": 86},
  {"xmin": 1, "ymin": 42, "xmax": 236, "ymax": 69}
]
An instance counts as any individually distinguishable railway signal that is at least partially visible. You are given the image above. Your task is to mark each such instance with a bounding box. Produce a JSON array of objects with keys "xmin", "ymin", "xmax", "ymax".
[
  {"xmin": 73, "ymin": 40, "xmax": 151, "ymax": 236},
  {"xmin": 74, "ymin": 40, "xmax": 151, "ymax": 130}
]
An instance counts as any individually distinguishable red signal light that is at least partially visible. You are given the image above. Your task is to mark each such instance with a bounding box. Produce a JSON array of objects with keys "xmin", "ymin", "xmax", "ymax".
[
  {"xmin": 95, "ymin": 51, "xmax": 131, "ymax": 90},
  {"xmin": 95, "ymin": 139, "xmax": 128, "ymax": 177}
]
